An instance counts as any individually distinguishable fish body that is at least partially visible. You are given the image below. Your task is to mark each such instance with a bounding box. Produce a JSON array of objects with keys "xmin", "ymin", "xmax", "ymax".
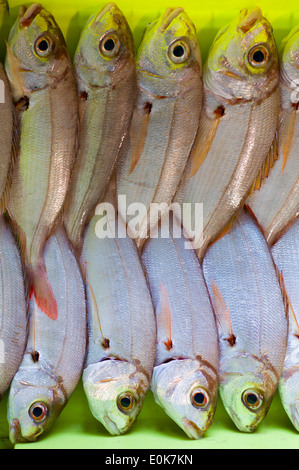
[
  {"xmin": 116, "ymin": 7, "xmax": 202, "ymax": 248},
  {"xmin": 81, "ymin": 206, "xmax": 156, "ymax": 435},
  {"xmin": 174, "ymin": 8, "xmax": 279, "ymax": 262},
  {"xmin": 5, "ymin": 4, "xmax": 78, "ymax": 320},
  {"xmin": 141, "ymin": 215, "xmax": 218, "ymax": 439},
  {"xmin": 271, "ymin": 217, "xmax": 299, "ymax": 431},
  {"xmin": 8, "ymin": 227, "xmax": 86, "ymax": 444},
  {"xmin": 202, "ymin": 208, "xmax": 287, "ymax": 432},
  {"xmin": 247, "ymin": 26, "xmax": 299, "ymax": 245},
  {"xmin": 64, "ymin": 3, "xmax": 136, "ymax": 253},
  {"xmin": 0, "ymin": 62, "xmax": 13, "ymax": 210},
  {"xmin": 0, "ymin": 215, "xmax": 27, "ymax": 399}
]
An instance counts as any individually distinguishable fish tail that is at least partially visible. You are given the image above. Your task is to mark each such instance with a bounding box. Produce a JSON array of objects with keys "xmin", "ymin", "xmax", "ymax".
[{"xmin": 28, "ymin": 260, "xmax": 58, "ymax": 321}]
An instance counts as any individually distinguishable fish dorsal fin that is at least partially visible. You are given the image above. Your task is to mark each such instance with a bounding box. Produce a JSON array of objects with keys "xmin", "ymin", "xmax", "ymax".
[
  {"xmin": 211, "ymin": 280, "xmax": 236, "ymax": 346},
  {"xmin": 157, "ymin": 282, "xmax": 172, "ymax": 351},
  {"xmin": 129, "ymin": 101, "xmax": 152, "ymax": 174},
  {"xmin": 86, "ymin": 275, "xmax": 109, "ymax": 349},
  {"xmin": 279, "ymin": 106, "xmax": 298, "ymax": 175},
  {"xmin": 188, "ymin": 109, "xmax": 223, "ymax": 178},
  {"xmin": 248, "ymin": 133, "xmax": 278, "ymax": 196}
]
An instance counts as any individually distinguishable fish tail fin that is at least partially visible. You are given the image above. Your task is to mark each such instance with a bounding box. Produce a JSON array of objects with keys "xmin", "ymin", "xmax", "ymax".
[{"xmin": 28, "ymin": 261, "xmax": 58, "ymax": 321}]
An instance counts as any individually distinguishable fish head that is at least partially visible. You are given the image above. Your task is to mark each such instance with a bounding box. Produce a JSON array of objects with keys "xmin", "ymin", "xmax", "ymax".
[
  {"xmin": 219, "ymin": 354, "xmax": 278, "ymax": 432},
  {"xmin": 279, "ymin": 368, "xmax": 299, "ymax": 431},
  {"xmin": 151, "ymin": 359, "xmax": 218, "ymax": 439},
  {"xmin": 137, "ymin": 7, "xmax": 202, "ymax": 97},
  {"xmin": 279, "ymin": 26, "xmax": 299, "ymax": 89},
  {"xmin": 83, "ymin": 359, "xmax": 150, "ymax": 435},
  {"xmin": 205, "ymin": 7, "xmax": 279, "ymax": 101},
  {"xmin": 8, "ymin": 371, "xmax": 66, "ymax": 444},
  {"xmin": 74, "ymin": 3, "xmax": 135, "ymax": 87},
  {"xmin": 5, "ymin": 3, "xmax": 70, "ymax": 100}
]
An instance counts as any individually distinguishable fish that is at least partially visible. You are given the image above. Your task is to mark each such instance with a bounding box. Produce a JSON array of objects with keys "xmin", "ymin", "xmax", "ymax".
[
  {"xmin": 202, "ymin": 208, "xmax": 287, "ymax": 432},
  {"xmin": 0, "ymin": 61, "xmax": 14, "ymax": 211},
  {"xmin": 174, "ymin": 7, "xmax": 280, "ymax": 262},
  {"xmin": 0, "ymin": 215, "xmax": 27, "ymax": 400},
  {"xmin": 141, "ymin": 214, "xmax": 219, "ymax": 439},
  {"xmin": 81, "ymin": 189, "xmax": 156, "ymax": 436},
  {"xmin": 4, "ymin": 3, "xmax": 79, "ymax": 321},
  {"xmin": 8, "ymin": 227, "xmax": 86, "ymax": 444},
  {"xmin": 116, "ymin": 7, "xmax": 202, "ymax": 249},
  {"xmin": 271, "ymin": 217, "xmax": 299, "ymax": 431},
  {"xmin": 247, "ymin": 26, "xmax": 299, "ymax": 246},
  {"xmin": 63, "ymin": 3, "xmax": 137, "ymax": 254}
]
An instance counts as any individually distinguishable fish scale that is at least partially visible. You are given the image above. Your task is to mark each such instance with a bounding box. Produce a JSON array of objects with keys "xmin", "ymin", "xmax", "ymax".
[{"xmin": 0, "ymin": 63, "xmax": 13, "ymax": 210}]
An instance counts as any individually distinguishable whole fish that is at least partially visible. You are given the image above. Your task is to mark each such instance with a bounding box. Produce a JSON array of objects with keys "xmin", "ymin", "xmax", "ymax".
[
  {"xmin": 5, "ymin": 3, "xmax": 78, "ymax": 321},
  {"xmin": 141, "ymin": 215, "xmax": 219, "ymax": 439},
  {"xmin": 0, "ymin": 62, "xmax": 14, "ymax": 210},
  {"xmin": 271, "ymin": 217, "xmax": 299, "ymax": 431},
  {"xmin": 174, "ymin": 7, "xmax": 280, "ymax": 262},
  {"xmin": 63, "ymin": 3, "xmax": 136, "ymax": 254},
  {"xmin": 202, "ymin": 208, "xmax": 287, "ymax": 432},
  {"xmin": 116, "ymin": 7, "xmax": 202, "ymax": 248},
  {"xmin": 0, "ymin": 215, "xmax": 27, "ymax": 400},
  {"xmin": 81, "ymin": 199, "xmax": 156, "ymax": 435},
  {"xmin": 247, "ymin": 26, "xmax": 299, "ymax": 246},
  {"xmin": 8, "ymin": 227, "xmax": 86, "ymax": 444}
]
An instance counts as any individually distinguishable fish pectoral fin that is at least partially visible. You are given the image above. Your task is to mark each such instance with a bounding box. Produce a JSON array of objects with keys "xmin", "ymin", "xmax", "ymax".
[
  {"xmin": 211, "ymin": 280, "xmax": 236, "ymax": 346},
  {"xmin": 157, "ymin": 282, "xmax": 173, "ymax": 351},
  {"xmin": 188, "ymin": 111, "xmax": 221, "ymax": 178},
  {"xmin": 28, "ymin": 262, "xmax": 58, "ymax": 321},
  {"xmin": 129, "ymin": 101, "xmax": 152, "ymax": 174},
  {"xmin": 248, "ymin": 132, "xmax": 278, "ymax": 196},
  {"xmin": 275, "ymin": 268, "xmax": 298, "ymax": 335},
  {"xmin": 278, "ymin": 107, "xmax": 297, "ymax": 174}
]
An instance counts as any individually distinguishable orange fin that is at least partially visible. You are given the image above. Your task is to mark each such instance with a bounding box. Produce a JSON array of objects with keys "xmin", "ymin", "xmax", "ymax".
[
  {"xmin": 248, "ymin": 133, "xmax": 278, "ymax": 196},
  {"xmin": 189, "ymin": 109, "xmax": 223, "ymax": 178},
  {"xmin": 157, "ymin": 282, "xmax": 172, "ymax": 351},
  {"xmin": 29, "ymin": 263, "xmax": 58, "ymax": 321},
  {"xmin": 279, "ymin": 107, "xmax": 297, "ymax": 175},
  {"xmin": 129, "ymin": 102, "xmax": 152, "ymax": 174},
  {"xmin": 211, "ymin": 280, "xmax": 236, "ymax": 346},
  {"xmin": 275, "ymin": 268, "xmax": 290, "ymax": 320}
]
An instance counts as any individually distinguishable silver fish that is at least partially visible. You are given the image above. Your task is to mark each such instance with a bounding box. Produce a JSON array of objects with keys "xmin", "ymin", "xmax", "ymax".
[
  {"xmin": 271, "ymin": 217, "xmax": 299, "ymax": 431},
  {"xmin": 202, "ymin": 208, "xmax": 287, "ymax": 432},
  {"xmin": 8, "ymin": 227, "xmax": 86, "ymax": 444},
  {"xmin": 116, "ymin": 7, "xmax": 202, "ymax": 248},
  {"xmin": 5, "ymin": 3, "xmax": 78, "ymax": 321},
  {"xmin": 174, "ymin": 8, "xmax": 280, "ymax": 262},
  {"xmin": 63, "ymin": 3, "xmax": 136, "ymax": 253},
  {"xmin": 81, "ymin": 199, "xmax": 156, "ymax": 435},
  {"xmin": 141, "ymin": 215, "xmax": 219, "ymax": 439},
  {"xmin": 0, "ymin": 215, "xmax": 27, "ymax": 399},
  {"xmin": 247, "ymin": 26, "xmax": 299, "ymax": 246}
]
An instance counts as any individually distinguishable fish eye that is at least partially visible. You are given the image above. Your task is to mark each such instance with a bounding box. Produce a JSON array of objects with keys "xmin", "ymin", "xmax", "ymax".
[
  {"xmin": 191, "ymin": 387, "xmax": 210, "ymax": 408},
  {"xmin": 99, "ymin": 33, "xmax": 120, "ymax": 58},
  {"xmin": 29, "ymin": 401, "xmax": 48, "ymax": 422},
  {"xmin": 34, "ymin": 35, "xmax": 54, "ymax": 58},
  {"xmin": 117, "ymin": 392, "xmax": 135, "ymax": 413},
  {"xmin": 248, "ymin": 44, "xmax": 269, "ymax": 67},
  {"xmin": 242, "ymin": 389, "xmax": 264, "ymax": 410},
  {"xmin": 168, "ymin": 39, "xmax": 190, "ymax": 64}
]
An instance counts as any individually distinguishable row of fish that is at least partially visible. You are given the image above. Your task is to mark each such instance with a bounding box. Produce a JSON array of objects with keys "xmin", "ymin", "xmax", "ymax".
[{"xmin": 0, "ymin": 1, "xmax": 298, "ymax": 443}]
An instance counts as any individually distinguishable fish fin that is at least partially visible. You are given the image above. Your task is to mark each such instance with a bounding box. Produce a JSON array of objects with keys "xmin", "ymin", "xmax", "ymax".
[
  {"xmin": 85, "ymin": 275, "xmax": 109, "ymax": 348},
  {"xmin": 211, "ymin": 280, "xmax": 236, "ymax": 346},
  {"xmin": 208, "ymin": 212, "xmax": 237, "ymax": 247},
  {"xmin": 129, "ymin": 102, "xmax": 152, "ymax": 174},
  {"xmin": 248, "ymin": 133, "xmax": 278, "ymax": 196},
  {"xmin": 28, "ymin": 262, "xmax": 58, "ymax": 321},
  {"xmin": 188, "ymin": 112, "xmax": 221, "ymax": 178},
  {"xmin": 157, "ymin": 282, "xmax": 172, "ymax": 351},
  {"xmin": 275, "ymin": 268, "xmax": 290, "ymax": 320},
  {"xmin": 276, "ymin": 268, "xmax": 299, "ymax": 337},
  {"xmin": 278, "ymin": 107, "xmax": 297, "ymax": 175},
  {"xmin": 244, "ymin": 204, "xmax": 266, "ymax": 239}
]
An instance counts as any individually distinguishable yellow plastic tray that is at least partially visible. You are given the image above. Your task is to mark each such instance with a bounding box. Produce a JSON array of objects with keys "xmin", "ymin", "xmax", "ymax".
[{"xmin": 1, "ymin": 0, "xmax": 299, "ymax": 450}]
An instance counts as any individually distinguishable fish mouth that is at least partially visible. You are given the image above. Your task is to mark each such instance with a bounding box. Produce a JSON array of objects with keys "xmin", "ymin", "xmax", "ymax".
[
  {"xmin": 238, "ymin": 7, "xmax": 263, "ymax": 34},
  {"xmin": 94, "ymin": 2, "xmax": 118, "ymax": 24},
  {"xmin": 19, "ymin": 3, "xmax": 43, "ymax": 29},
  {"xmin": 159, "ymin": 7, "xmax": 184, "ymax": 33},
  {"xmin": 103, "ymin": 415, "xmax": 121, "ymax": 436},
  {"xmin": 9, "ymin": 419, "xmax": 44, "ymax": 444},
  {"xmin": 182, "ymin": 418, "xmax": 204, "ymax": 439},
  {"xmin": 217, "ymin": 68, "xmax": 245, "ymax": 81}
]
